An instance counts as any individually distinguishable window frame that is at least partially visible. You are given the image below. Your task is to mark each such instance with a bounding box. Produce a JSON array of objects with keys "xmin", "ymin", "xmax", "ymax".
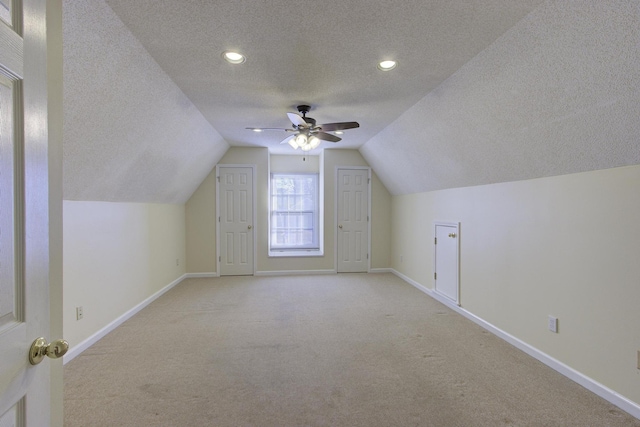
[{"xmin": 268, "ymin": 172, "xmax": 323, "ymax": 257}]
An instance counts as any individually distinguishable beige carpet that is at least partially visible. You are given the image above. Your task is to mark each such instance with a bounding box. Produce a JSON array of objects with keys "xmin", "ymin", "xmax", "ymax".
[{"xmin": 64, "ymin": 274, "xmax": 640, "ymax": 426}]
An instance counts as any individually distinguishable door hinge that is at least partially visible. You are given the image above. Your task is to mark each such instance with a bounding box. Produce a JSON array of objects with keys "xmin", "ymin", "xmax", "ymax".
[
  {"xmin": 218, "ymin": 216, "xmax": 220, "ymax": 222},
  {"xmin": 367, "ymin": 216, "xmax": 369, "ymax": 222},
  {"xmin": 434, "ymin": 272, "xmax": 437, "ymax": 280},
  {"xmin": 368, "ymin": 178, "xmax": 371, "ymax": 184},
  {"xmin": 219, "ymin": 256, "xmax": 221, "ymax": 262},
  {"xmin": 434, "ymin": 237, "xmax": 437, "ymax": 245},
  {"xmin": 367, "ymin": 253, "xmax": 369, "ymax": 259},
  {"xmin": 217, "ymin": 176, "xmax": 220, "ymax": 182}
]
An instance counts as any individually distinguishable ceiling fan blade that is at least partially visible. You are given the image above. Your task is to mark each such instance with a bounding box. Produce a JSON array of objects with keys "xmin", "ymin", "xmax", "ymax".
[
  {"xmin": 287, "ymin": 112, "xmax": 307, "ymax": 128},
  {"xmin": 246, "ymin": 127, "xmax": 291, "ymax": 131},
  {"xmin": 317, "ymin": 122, "xmax": 360, "ymax": 132},
  {"xmin": 279, "ymin": 135, "xmax": 296, "ymax": 145},
  {"xmin": 314, "ymin": 132, "xmax": 341, "ymax": 143}
]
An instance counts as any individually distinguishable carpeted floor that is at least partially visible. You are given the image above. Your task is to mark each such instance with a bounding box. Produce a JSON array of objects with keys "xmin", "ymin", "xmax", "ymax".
[{"xmin": 64, "ymin": 274, "xmax": 640, "ymax": 426}]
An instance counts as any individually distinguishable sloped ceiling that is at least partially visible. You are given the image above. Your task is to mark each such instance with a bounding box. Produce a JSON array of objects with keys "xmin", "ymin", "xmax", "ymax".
[
  {"xmin": 361, "ymin": 1, "xmax": 640, "ymax": 195},
  {"xmin": 63, "ymin": 1, "xmax": 229, "ymax": 203},
  {"xmin": 63, "ymin": 0, "xmax": 545, "ymax": 203},
  {"xmin": 101, "ymin": 0, "xmax": 545, "ymax": 155},
  {"xmin": 63, "ymin": 1, "xmax": 639, "ymax": 202}
]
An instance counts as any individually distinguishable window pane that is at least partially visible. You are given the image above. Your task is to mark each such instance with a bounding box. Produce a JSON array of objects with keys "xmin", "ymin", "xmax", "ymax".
[{"xmin": 270, "ymin": 173, "xmax": 319, "ymax": 250}]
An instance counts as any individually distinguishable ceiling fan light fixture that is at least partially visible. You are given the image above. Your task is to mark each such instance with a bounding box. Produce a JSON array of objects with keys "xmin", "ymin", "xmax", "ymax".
[
  {"xmin": 309, "ymin": 136, "xmax": 321, "ymax": 149},
  {"xmin": 294, "ymin": 133, "xmax": 308, "ymax": 147},
  {"xmin": 378, "ymin": 60, "xmax": 397, "ymax": 71},
  {"xmin": 222, "ymin": 51, "xmax": 246, "ymax": 64},
  {"xmin": 252, "ymin": 128, "xmax": 262, "ymax": 132},
  {"xmin": 335, "ymin": 131, "xmax": 344, "ymax": 135}
]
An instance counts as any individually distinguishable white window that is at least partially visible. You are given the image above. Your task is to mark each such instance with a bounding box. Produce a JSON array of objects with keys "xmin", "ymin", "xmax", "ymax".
[{"xmin": 270, "ymin": 173, "xmax": 319, "ymax": 252}]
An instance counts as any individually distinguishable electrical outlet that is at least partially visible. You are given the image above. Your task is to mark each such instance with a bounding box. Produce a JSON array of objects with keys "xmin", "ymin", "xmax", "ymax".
[
  {"xmin": 548, "ymin": 315, "xmax": 558, "ymax": 333},
  {"xmin": 76, "ymin": 306, "xmax": 84, "ymax": 320}
]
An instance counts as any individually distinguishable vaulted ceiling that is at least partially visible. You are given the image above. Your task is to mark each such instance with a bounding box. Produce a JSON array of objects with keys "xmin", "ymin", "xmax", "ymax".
[{"xmin": 63, "ymin": 1, "xmax": 640, "ymax": 203}]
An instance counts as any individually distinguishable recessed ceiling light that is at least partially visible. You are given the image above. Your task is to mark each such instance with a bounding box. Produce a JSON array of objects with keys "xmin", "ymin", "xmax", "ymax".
[
  {"xmin": 378, "ymin": 60, "xmax": 397, "ymax": 71},
  {"xmin": 223, "ymin": 51, "xmax": 246, "ymax": 64},
  {"xmin": 252, "ymin": 128, "xmax": 262, "ymax": 132}
]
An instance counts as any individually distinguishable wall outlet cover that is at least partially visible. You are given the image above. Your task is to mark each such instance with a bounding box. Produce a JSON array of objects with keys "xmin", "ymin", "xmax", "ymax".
[{"xmin": 548, "ymin": 315, "xmax": 558, "ymax": 333}]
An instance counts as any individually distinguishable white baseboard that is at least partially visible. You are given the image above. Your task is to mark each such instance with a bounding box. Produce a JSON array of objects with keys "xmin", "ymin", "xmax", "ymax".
[
  {"xmin": 369, "ymin": 268, "xmax": 393, "ymax": 273},
  {"xmin": 255, "ymin": 269, "xmax": 336, "ymax": 276},
  {"xmin": 184, "ymin": 272, "xmax": 219, "ymax": 278},
  {"xmin": 390, "ymin": 269, "xmax": 640, "ymax": 421},
  {"xmin": 63, "ymin": 273, "xmax": 187, "ymax": 364}
]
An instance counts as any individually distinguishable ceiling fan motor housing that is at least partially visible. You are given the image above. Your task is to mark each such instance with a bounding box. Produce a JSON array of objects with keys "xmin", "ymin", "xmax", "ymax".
[
  {"xmin": 297, "ymin": 105, "xmax": 316, "ymax": 126},
  {"xmin": 297, "ymin": 105, "xmax": 311, "ymax": 115}
]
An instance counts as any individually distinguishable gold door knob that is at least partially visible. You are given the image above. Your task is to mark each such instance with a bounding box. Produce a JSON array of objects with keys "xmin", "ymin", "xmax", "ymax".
[
  {"xmin": 248, "ymin": 225, "xmax": 252, "ymax": 230},
  {"xmin": 29, "ymin": 337, "xmax": 69, "ymax": 365},
  {"xmin": 338, "ymin": 224, "xmax": 343, "ymax": 229},
  {"xmin": 448, "ymin": 233, "xmax": 457, "ymax": 238}
]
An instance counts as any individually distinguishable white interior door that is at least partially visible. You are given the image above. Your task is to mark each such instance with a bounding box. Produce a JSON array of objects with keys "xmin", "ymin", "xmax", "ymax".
[
  {"xmin": 337, "ymin": 168, "xmax": 369, "ymax": 273},
  {"xmin": 218, "ymin": 166, "xmax": 254, "ymax": 276},
  {"xmin": 434, "ymin": 223, "xmax": 459, "ymax": 304},
  {"xmin": 1, "ymin": 1, "xmax": 57, "ymax": 424}
]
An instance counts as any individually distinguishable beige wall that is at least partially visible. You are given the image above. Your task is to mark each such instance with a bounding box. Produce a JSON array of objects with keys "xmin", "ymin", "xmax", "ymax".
[
  {"xmin": 186, "ymin": 171, "xmax": 217, "ymax": 273},
  {"xmin": 391, "ymin": 164, "xmax": 640, "ymax": 407},
  {"xmin": 185, "ymin": 147, "xmax": 392, "ymax": 274},
  {"xmin": 370, "ymin": 171, "xmax": 392, "ymax": 269},
  {"xmin": 63, "ymin": 201, "xmax": 186, "ymax": 347},
  {"xmin": 271, "ymin": 154, "xmax": 319, "ymax": 173}
]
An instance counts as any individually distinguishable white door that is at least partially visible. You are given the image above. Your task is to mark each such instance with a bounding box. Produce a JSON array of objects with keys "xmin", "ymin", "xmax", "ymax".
[
  {"xmin": 337, "ymin": 168, "xmax": 369, "ymax": 273},
  {"xmin": 218, "ymin": 166, "xmax": 254, "ymax": 276},
  {"xmin": 434, "ymin": 223, "xmax": 459, "ymax": 304},
  {"xmin": 1, "ymin": 0, "xmax": 59, "ymax": 424}
]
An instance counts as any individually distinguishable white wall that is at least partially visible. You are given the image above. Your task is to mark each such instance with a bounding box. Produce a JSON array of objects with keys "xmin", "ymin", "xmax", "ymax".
[
  {"xmin": 63, "ymin": 201, "xmax": 186, "ymax": 347},
  {"xmin": 392, "ymin": 164, "xmax": 640, "ymax": 408}
]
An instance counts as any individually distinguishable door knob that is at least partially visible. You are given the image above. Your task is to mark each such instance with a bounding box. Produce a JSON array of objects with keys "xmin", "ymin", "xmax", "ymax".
[
  {"xmin": 248, "ymin": 225, "xmax": 252, "ymax": 230},
  {"xmin": 448, "ymin": 233, "xmax": 457, "ymax": 238},
  {"xmin": 338, "ymin": 224, "xmax": 343, "ymax": 229},
  {"xmin": 29, "ymin": 337, "xmax": 69, "ymax": 365}
]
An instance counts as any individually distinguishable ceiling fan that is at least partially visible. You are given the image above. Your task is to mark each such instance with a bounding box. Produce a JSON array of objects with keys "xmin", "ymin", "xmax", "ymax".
[{"xmin": 246, "ymin": 105, "xmax": 360, "ymax": 151}]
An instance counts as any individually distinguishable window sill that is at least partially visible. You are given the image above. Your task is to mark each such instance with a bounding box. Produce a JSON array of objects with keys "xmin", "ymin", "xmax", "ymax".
[{"xmin": 269, "ymin": 249, "xmax": 324, "ymax": 258}]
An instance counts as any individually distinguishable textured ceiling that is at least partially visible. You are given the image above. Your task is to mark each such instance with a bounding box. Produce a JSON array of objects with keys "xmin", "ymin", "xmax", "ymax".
[
  {"xmin": 63, "ymin": 0, "xmax": 639, "ymax": 203},
  {"xmin": 361, "ymin": 0, "xmax": 640, "ymax": 195},
  {"xmin": 63, "ymin": 1, "xmax": 229, "ymax": 203},
  {"xmin": 103, "ymin": 0, "xmax": 544, "ymax": 154}
]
